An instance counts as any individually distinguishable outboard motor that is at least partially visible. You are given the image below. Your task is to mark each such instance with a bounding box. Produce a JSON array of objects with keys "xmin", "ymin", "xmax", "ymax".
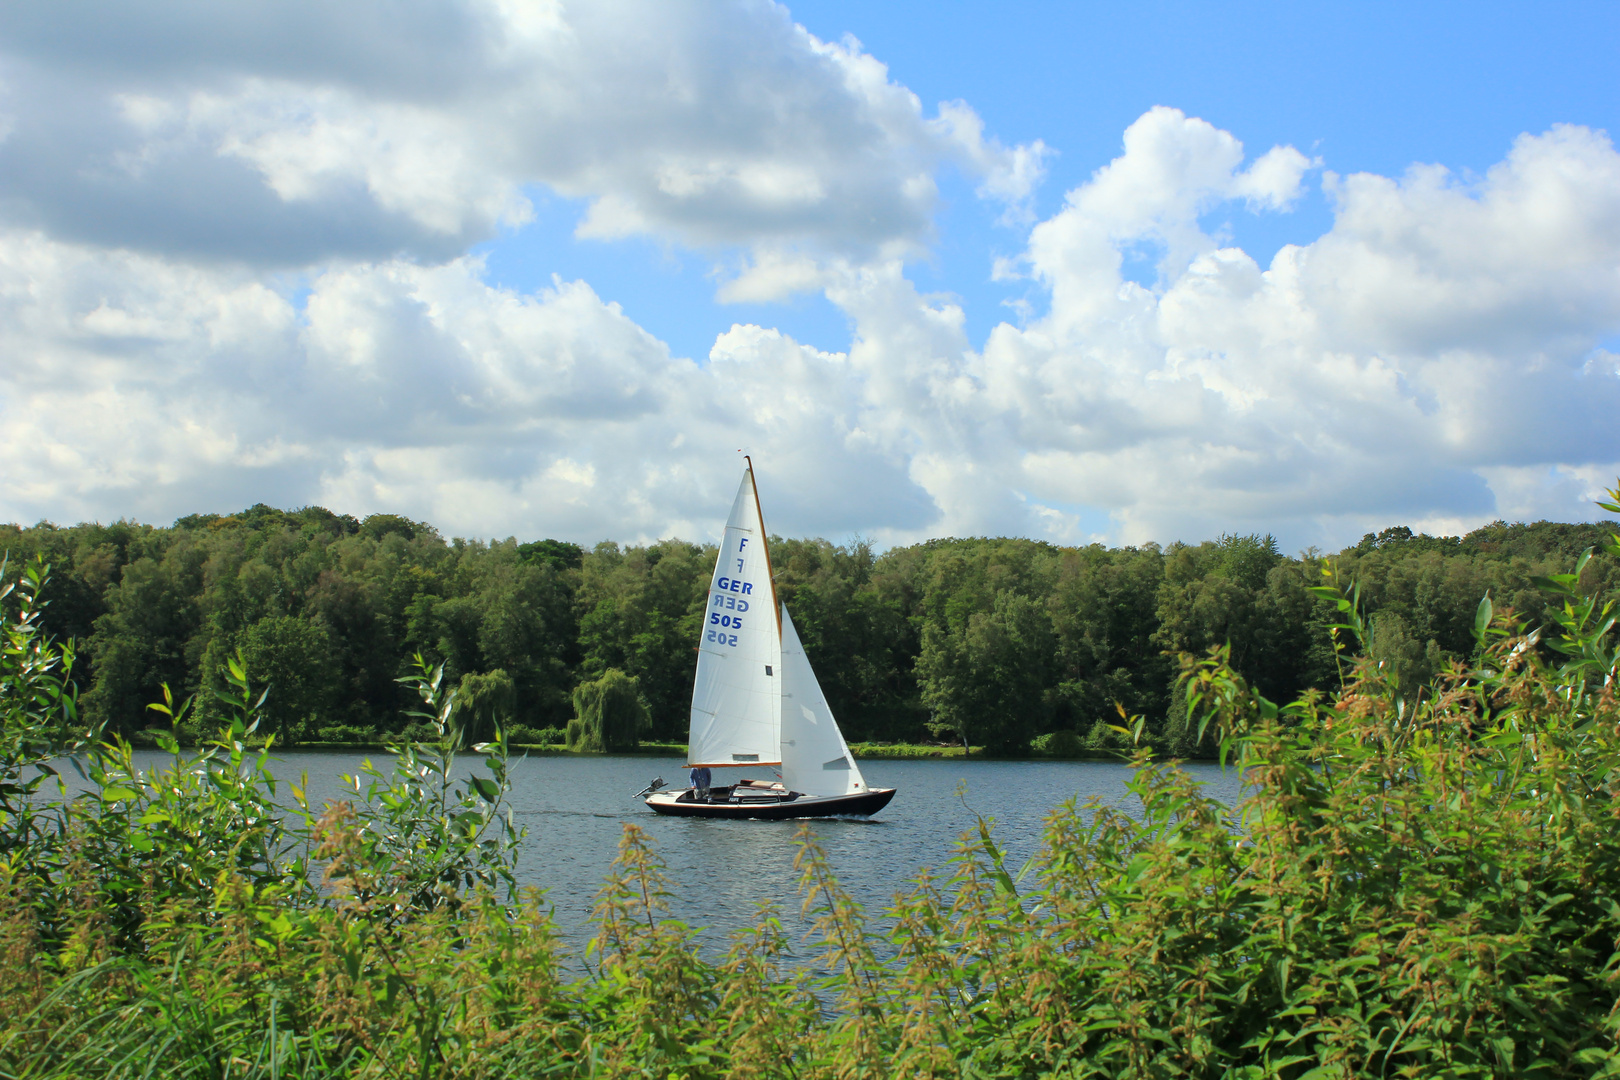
[{"xmin": 633, "ymin": 777, "xmax": 666, "ymax": 799}]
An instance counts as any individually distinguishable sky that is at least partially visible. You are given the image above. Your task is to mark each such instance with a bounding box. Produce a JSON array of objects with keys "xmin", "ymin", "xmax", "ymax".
[{"xmin": 1, "ymin": 0, "xmax": 1617, "ymax": 553}]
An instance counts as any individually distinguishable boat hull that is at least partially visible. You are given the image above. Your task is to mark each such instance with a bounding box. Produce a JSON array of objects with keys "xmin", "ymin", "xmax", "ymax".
[{"xmin": 644, "ymin": 786, "xmax": 896, "ymax": 820}]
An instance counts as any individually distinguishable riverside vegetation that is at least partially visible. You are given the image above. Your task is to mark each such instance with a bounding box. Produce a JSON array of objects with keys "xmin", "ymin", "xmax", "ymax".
[
  {"xmin": 1, "ymin": 505, "xmax": 1617, "ymax": 757},
  {"xmin": 3, "ymin": 486, "xmax": 1620, "ymax": 1076}
]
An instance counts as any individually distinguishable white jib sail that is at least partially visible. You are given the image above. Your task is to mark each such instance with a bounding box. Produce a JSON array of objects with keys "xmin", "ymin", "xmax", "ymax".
[
  {"xmin": 779, "ymin": 605, "xmax": 867, "ymax": 798},
  {"xmin": 688, "ymin": 468, "xmax": 781, "ymax": 767}
]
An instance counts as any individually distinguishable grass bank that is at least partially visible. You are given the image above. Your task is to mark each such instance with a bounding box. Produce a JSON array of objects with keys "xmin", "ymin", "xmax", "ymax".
[{"xmin": 847, "ymin": 741, "xmax": 977, "ymax": 759}]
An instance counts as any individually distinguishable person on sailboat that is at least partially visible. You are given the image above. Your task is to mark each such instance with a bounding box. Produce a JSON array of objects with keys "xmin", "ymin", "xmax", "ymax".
[{"xmin": 689, "ymin": 765, "xmax": 711, "ymax": 801}]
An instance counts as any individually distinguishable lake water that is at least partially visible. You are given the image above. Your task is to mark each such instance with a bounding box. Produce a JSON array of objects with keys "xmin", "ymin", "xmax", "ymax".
[{"xmin": 93, "ymin": 750, "xmax": 1247, "ymax": 956}]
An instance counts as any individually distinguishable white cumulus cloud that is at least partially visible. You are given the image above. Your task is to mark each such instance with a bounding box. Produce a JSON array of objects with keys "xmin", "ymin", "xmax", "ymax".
[
  {"xmin": 0, "ymin": 0, "xmax": 1614, "ymax": 556},
  {"xmin": 0, "ymin": 228, "xmax": 934, "ymax": 541},
  {"xmin": 957, "ymin": 115, "xmax": 1620, "ymax": 547},
  {"xmin": 0, "ymin": 0, "xmax": 1040, "ymax": 296}
]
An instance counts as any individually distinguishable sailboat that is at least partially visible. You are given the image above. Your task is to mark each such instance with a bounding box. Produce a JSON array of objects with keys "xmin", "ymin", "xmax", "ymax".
[{"xmin": 641, "ymin": 461, "xmax": 897, "ymax": 819}]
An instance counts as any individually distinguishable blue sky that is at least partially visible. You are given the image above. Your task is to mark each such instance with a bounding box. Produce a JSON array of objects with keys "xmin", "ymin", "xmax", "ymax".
[
  {"xmin": 479, "ymin": 1, "xmax": 1620, "ymax": 362},
  {"xmin": 0, "ymin": 1, "xmax": 1617, "ymax": 550}
]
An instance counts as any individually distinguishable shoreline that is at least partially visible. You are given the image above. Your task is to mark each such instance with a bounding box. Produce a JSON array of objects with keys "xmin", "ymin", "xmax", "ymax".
[{"xmin": 246, "ymin": 739, "xmax": 1209, "ymax": 762}]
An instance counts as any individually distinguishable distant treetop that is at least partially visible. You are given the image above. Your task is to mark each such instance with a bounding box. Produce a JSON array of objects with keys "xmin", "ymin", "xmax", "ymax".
[
  {"xmin": 1352, "ymin": 519, "xmax": 1620, "ymax": 558},
  {"xmin": 518, "ymin": 539, "xmax": 585, "ymax": 571},
  {"xmin": 174, "ymin": 504, "xmax": 363, "ymax": 538}
]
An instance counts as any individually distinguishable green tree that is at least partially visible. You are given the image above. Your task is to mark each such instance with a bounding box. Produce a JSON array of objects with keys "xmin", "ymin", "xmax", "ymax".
[
  {"xmin": 918, "ymin": 589, "xmax": 1056, "ymax": 755},
  {"xmin": 568, "ymin": 668, "xmax": 648, "ymax": 752},
  {"xmin": 1048, "ymin": 543, "xmax": 1170, "ymax": 740},
  {"xmin": 473, "ymin": 552, "xmax": 575, "ymax": 729},
  {"xmin": 576, "ymin": 540, "xmax": 710, "ymax": 740},
  {"xmin": 82, "ymin": 538, "xmax": 208, "ymax": 736},
  {"xmin": 457, "ymin": 667, "xmax": 517, "ymax": 743},
  {"xmin": 517, "ymin": 538, "xmax": 585, "ymax": 571},
  {"xmin": 234, "ymin": 615, "xmax": 338, "ymax": 738},
  {"xmin": 1154, "ymin": 533, "xmax": 1283, "ymax": 673},
  {"xmin": 1365, "ymin": 609, "xmax": 1444, "ymax": 700},
  {"xmin": 773, "ymin": 537, "xmax": 921, "ymax": 742}
]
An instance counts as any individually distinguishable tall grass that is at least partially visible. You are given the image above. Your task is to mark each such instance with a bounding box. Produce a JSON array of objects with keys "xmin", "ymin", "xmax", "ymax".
[{"xmin": 4, "ymin": 486, "xmax": 1620, "ymax": 1077}]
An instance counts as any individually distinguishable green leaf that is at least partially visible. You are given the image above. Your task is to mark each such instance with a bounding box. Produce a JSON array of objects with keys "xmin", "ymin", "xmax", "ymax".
[
  {"xmin": 1531, "ymin": 574, "xmax": 1573, "ymax": 595},
  {"xmin": 1474, "ymin": 592, "xmax": 1494, "ymax": 643},
  {"xmin": 470, "ymin": 776, "xmax": 500, "ymax": 804}
]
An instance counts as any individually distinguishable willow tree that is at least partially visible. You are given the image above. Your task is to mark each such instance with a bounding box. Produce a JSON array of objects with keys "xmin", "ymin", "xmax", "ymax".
[
  {"xmin": 567, "ymin": 668, "xmax": 647, "ymax": 753},
  {"xmin": 457, "ymin": 668, "xmax": 517, "ymax": 743}
]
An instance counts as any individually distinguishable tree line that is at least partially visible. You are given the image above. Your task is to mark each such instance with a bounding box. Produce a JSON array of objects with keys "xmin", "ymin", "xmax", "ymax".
[{"xmin": 3, "ymin": 503, "xmax": 1617, "ymax": 755}]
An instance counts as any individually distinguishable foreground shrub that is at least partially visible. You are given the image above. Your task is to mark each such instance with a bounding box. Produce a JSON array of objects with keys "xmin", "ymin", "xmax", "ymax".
[{"xmin": 3, "ymin": 487, "xmax": 1620, "ymax": 1077}]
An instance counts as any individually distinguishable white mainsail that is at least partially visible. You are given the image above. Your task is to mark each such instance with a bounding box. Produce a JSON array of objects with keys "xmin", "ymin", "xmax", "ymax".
[
  {"xmin": 779, "ymin": 606, "xmax": 867, "ymax": 798},
  {"xmin": 687, "ymin": 467, "xmax": 782, "ymax": 767}
]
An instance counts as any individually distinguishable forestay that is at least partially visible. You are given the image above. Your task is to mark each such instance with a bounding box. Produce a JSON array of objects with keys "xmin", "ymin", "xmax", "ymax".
[
  {"xmin": 779, "ymin": 606, "xmax": 867, "ymax": 798},
  {"xmin": 687, "ymin": 469, "xmax": 781, "ymax": 767}
]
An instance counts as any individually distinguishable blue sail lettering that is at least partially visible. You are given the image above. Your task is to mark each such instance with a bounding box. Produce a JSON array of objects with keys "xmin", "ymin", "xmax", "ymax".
[{"xmin": 741, "ymin": 582, "xmax": 753, "ymax": 595}]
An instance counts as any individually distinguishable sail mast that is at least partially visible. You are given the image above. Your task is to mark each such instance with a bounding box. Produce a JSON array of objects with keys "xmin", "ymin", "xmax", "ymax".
[{"xmin": 744, "ymin": 455, "xmax": 782, "ymax": 637}]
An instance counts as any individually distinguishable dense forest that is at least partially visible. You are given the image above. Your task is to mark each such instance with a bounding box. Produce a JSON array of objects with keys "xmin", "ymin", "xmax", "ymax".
[{"xmin": 2, "ymin": 504, "xmax": 1617, "ymax": 756}]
